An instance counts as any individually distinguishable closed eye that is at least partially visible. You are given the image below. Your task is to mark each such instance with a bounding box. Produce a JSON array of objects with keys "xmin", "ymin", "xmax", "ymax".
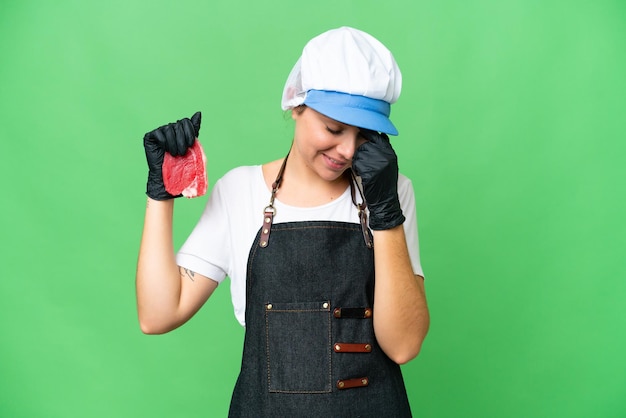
[{"xmin": 326, "ymin": 126, "xmax": 343, "ymax": 135}]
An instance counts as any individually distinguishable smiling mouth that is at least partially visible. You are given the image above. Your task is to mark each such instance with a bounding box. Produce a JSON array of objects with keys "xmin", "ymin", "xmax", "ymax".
[{"xmin": 324, "ymin": 154, "xmax": 349, "ymax": 170}]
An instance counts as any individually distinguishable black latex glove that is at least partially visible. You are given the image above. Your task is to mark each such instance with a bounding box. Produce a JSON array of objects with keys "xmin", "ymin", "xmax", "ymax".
[
  {"xmin": 143, "ymin": 112, "xmax": 201, "ymax": 200},
  {"xmin": 352, "ymin": 129, "xmax": 405, "ymax": 230}
]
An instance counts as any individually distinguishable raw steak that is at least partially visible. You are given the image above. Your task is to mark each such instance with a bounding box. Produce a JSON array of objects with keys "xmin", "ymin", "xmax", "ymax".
[{"xmin": 162, "ymin": 139, "xmax": 207, "ymax": 198}]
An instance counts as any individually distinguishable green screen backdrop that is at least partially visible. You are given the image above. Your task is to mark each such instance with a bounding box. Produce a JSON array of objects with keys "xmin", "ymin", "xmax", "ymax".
[{"xmin": 1, "ymin": 1, "xmax": 625, "ymax": 417}]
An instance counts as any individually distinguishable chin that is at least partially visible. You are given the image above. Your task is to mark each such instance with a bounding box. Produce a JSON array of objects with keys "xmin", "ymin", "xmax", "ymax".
[{"xmin": 320, "ymin": 168, "xmax": 348, "ymax": 183}]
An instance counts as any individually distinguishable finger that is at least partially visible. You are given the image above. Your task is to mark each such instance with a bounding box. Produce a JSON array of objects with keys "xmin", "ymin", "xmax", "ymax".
[
  {"xmin": 352, "ymin": 143, "xmax": 373, "ymax": 177},
  {"xmin": 363, "ymin": 131, "xmax": 393, "ymax": 156},
  {"xmin": 180, "ymin": 118, "xmax": 196, "ymax": 150},
  {"xmin": 161, "ymin": 123, "xmax": 184, "ymax": 155},
  {"xmin": 191, "ymin": 112, "xmax": 202, "ymax": 137},
  {"xmin": 359, "ymin": 128, "xmax": 380, "ymax": 144},
  {"xmin": 171, "ymin": 121, "xmax": 190, "ymax": 156}
]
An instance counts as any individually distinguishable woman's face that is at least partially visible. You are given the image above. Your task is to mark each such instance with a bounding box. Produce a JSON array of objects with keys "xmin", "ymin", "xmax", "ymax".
[{"xmin": 291, "ymin": 107, "xmax": 366, "ymax": 183}]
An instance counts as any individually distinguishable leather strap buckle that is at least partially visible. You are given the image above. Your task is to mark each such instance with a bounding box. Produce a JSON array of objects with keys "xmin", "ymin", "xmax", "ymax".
[{"xmin": 259, "ymin": 206, "xmax": 275, "ymax": 248}]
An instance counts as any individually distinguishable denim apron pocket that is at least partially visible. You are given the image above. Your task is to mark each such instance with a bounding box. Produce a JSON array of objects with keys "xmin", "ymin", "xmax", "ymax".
[{"xmin": 265, "ymin": 301, "xmax": 332, "ymax": 393}]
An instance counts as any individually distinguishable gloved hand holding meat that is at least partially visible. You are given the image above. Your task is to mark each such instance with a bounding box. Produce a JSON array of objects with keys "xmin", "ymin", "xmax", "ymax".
[
  {"xmin": 143, "ymin": 111, "xmax": 206, "ymax": 200},
  {"xmin": 352, "ymin": 129, "xmax": 406, "ymax": 230}
]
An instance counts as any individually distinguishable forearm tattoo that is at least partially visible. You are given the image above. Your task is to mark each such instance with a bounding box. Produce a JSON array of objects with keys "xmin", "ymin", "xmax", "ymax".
[{"xmin": 180, "ymin": 267, "xmax": 196, "ymax": 282}]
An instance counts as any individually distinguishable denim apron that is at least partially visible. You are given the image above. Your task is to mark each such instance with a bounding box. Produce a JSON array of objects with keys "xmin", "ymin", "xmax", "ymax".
[{"xmin": 228, "ymin": 157, "xmax": 412, "ymax": 418}]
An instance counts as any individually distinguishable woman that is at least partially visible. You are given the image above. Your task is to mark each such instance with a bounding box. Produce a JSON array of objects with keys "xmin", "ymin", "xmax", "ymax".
[{"xmin": 137, "ymin": 26, "xmax": 429, "ymax": 417}]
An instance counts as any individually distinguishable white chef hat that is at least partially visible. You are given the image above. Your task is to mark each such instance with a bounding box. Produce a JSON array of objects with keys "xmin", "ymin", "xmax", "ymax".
[{"xmin": 281, "ymin": 26, "xmax": 402, "ymax": 135}]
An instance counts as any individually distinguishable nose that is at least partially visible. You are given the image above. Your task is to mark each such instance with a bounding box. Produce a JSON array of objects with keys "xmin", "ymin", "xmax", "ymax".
[{"xmin": 336, "ymin": 132, "xmax": 360, "ymax": 160}]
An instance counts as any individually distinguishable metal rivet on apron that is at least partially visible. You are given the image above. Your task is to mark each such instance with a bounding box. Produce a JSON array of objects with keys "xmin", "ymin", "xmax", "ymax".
[
  {"xmin": 337, "ymin": 381, "xmax": 345, "ymax": 389},
  {"xmin": 260, "ymin": 241, "xmax": 267, "ymax": 247},
  {"xmin": 365, "ymin": 344, "xmax": 372, "ymax": 352},
  {"xmin": 322, "ymin": 302, "xmax": 329, "ymax": 309},
  {"xmin": 264, "ymin": 217, "xmax": 271, "ymax": 224},
  {"xmin": 334, "ymin": 344, "xmax": 341, "ymax": 351},
  {"xmin": 266, "ymin": 303, "xmax": 273, "ymax": 310},
  {"xmin": 364, "ymin": 308, "xmax": 372, "ymax": 318},
  {"xmin": 361, "ymin": 378, "xmax": 369, "ymax": 385},
  {"xmin": 333, "ymin": 308, "xmax": 341, "ymax": 318}
]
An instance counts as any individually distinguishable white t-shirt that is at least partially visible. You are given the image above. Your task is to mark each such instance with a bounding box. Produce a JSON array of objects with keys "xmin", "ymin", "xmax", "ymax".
[{"xmin": 176, "ymin": 165, "xmax": 423, "ymax": 326}]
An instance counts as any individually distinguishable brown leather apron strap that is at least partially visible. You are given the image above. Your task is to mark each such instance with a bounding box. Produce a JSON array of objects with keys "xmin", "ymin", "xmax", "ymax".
[
  {"xmin": 259, "ymin": 153, "xmax": 289, "ymax": 248},
  {"xmin": 336, "ymin": 377, "xmax": 370, "ymax": 390},
  {"xmin": 349, "ymin": 170, "xmax": 373, "ymax": 248},
  {"xmin": 333, "ymin": 343, "xmax": 373, "ymax": 353},
  {"xmin": 333, "ymin": 307, "xmax": 373, "ymax": 319}
]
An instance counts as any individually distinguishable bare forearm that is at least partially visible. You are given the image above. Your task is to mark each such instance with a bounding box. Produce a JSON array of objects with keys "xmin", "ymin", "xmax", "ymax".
[
  {"xmin": 372, "ymin": 226, "xmax": 429, "ymax": 364},
  {"xmin": 136, "ymin": 198, "xmax": 183, "ymax": 333}
]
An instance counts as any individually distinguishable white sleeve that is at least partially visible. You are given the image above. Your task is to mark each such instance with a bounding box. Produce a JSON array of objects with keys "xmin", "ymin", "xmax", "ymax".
[
  {"xmin": 398, "ymin": 174, "xmax": 424, "ymax": 278},
  {"xmin": 176, "ymin": 178, "xmax": 233, "ymax": 283}
]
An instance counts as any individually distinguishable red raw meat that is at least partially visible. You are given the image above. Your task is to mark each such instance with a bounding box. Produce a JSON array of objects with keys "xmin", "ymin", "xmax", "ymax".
[{"xmin": 162, "ymin": 140, "xmax": 207, "ymax": 198}]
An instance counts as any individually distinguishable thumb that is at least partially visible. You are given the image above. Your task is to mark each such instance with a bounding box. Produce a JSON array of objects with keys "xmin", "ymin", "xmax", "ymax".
[
  {"xmin": 191, "ymin": 112, "xmax": 202, "ymax": 137},
  {"xmin": 360, "ymin": 129, "xmax": 390, "ymax": 147}
]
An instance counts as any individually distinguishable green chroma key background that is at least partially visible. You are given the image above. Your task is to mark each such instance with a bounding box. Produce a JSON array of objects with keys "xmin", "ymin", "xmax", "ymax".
[{"xmin": 1, "ymin": 1, "xmax": 625, "ymax": 417}]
